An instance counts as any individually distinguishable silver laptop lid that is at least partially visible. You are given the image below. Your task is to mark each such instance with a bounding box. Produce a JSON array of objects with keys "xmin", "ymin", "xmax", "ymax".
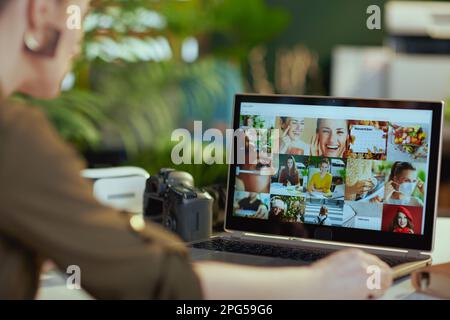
[{"xmin": 225, "ymin": 94, "xmax": 444, "ymax": 252}]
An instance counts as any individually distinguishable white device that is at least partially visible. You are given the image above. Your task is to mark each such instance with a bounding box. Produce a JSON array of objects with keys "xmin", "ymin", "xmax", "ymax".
[
  {"xmin": 81, "ymin": 166, "xmax": 150, "ymax": 214},
  {"xmin": 385, "ymin": 1, "xmax": 450, "ymax": 39},
  {"xmin": 332, "ymin": 2, "xmax": 450, "ymax": 101}
]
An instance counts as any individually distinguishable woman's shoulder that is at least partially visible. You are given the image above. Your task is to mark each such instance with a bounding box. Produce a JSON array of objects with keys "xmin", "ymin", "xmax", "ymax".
[
  {"xmin": 0, "ymin": 99, "xmax": 49, "ymax": 132},
  {"xmin": 0, "ymin": 98, "xmax": 82, "ymax": 167}
]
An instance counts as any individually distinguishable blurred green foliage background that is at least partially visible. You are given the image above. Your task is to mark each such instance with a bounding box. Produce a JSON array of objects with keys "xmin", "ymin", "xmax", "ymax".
[
  {"xmin": 25, "ymin": 0, "xmax": 290, "ymax": 186},
  {"xmin": 21, "ymin": 0, "xmax": 449, "ymax": 187}
]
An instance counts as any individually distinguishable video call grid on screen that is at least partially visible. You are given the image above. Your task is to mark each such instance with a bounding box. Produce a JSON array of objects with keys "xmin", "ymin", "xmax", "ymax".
[{"xmin": 233, "ymin": 102, "xmax": 433, "ymax": 236}]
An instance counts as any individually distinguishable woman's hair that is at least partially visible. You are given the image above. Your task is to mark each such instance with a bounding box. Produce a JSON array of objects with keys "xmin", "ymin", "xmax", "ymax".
[
  {"xmin": 319, "ymin": 205, "xmax": 328, "ymax": 216},
  {"xmin": 390, "ymin": 210, "xmax": 414, "ymax": 232},
  {"xmin": 270, "ymin": 197, "xmax": 286, "ymax": 214},
  {"xmin": 388, "ymin": 161, "xmax": 416, "ymax": 181},
  {"xmin": 280, "ymin": 117, "xmax": 288, "ymax": 124},
  {"xmin": 316, "ymin": 118, "xmax": 322, "ymax": 130},
  {"xmin": 279, "ymin": 117, "xmax": 290, "ymax": 131},
  {"xmin": 243, "ymin": 115, "xmax": 253, "ymax": 127},
  {"xmin": 319, "ymin": 158, "xmax": 330, "ymax": 168},
  {"xmin": 316, "ymin": 118, "xmax": 349, "ymax": 132},
  {"xmin": 284, "ymin": 155, "xmax": 299, "ymax": 176}
]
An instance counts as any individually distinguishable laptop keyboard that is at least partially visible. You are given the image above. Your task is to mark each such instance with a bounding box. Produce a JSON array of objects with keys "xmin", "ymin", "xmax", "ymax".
[{"xmin": 191, "ymin": 238, "xmax": 420, "ymax": 267}]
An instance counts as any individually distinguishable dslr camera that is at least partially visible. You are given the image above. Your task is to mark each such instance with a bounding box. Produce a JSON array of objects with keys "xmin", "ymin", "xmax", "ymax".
[{"xmin": 143, "ymin": 168, "xmax": 213, "ymax": 242}]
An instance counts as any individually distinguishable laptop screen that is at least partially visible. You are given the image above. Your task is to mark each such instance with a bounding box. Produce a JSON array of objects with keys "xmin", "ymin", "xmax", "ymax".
[{"xmin": 226, "ymin": 95, "xmax": 443, "ymax": 251}]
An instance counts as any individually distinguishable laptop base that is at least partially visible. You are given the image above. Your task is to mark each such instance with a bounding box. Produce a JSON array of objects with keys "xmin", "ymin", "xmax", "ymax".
[{"xmin": 190, "ymin": 234, "xmax": 431, "ymax": 278}]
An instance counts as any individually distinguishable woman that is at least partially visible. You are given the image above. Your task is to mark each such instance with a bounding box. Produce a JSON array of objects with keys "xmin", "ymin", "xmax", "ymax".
[
  {"xmin": 278, "ymin": 155, "xmax": 300, "ymax": 186},
  {"xmin": 384, "ymin": 162, "xmax": 424, "ymax": 207},
  {"xmin": 291, "ymin": 201, "xmax": 305, "ymax": 223},
  {"xmin": 307, "ymin": 158, "xmax": 333, "ymax": 194},
  {"xmin": 390, "ymin": 207, "xmax": 415, "ymax": 234},
  {"xmin": 269, "ymin": 197, "xmax": 287, "ymax": 223},
  {"xmin": 316, "ymin": 206, "xmax": 331, "ymax": 226},
  {"xmin": 310, "ymin": 119, "xmax": 348, "ymax": 158},
  {"xmin": 235, "ymin": 192, "xmax": 268, "ymax": 219},
  {"xmin": 0, "ymin": 0, "xmax": 392, "ymax": 299},
  {"xmin": 278, "ymin": 117, "xmax": 309, "ymax": 155},
  {"xmin": 235, "ymin": 129, "xmax": 276, "ymax": 193},
  {"xmin": 242, "ymin": 115, "xmax": 254, "ymax": 128}
]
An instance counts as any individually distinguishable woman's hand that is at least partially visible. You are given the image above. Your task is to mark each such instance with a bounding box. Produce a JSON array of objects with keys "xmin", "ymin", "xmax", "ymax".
[
  {"xmin": 253, "ymin": 205, "xmax": 268, "ymax": 219},
  {"xmin": 194, "ymin": 249, "xmax": 393, "ymax": 300},
  {"xmin": 279, "ymin": 125, "xmax": 292, "ymax": 154},
  {"xmin": 369, "ymin": 195, "xmax": 383, "ymax": 203},
  {"xmin": 347, "ymin": 179, "xmax": 374, "ymax": 197},
  {"xmin": 308, "ymin": 249, "xmax": 393, "ymax": 299},
  {"xmin": 310, "ymin": 133, "xmax": 322, "ymax": 156},
  {"xmin": 384, "ymin": 180, "xmax": 397, "ymax": 200},
  {"xmin": 416, "ymin": 179, "xmax": 425, "ymax": 195}
]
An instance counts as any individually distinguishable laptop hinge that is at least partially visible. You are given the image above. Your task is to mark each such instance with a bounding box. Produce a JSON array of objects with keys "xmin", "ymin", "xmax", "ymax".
[
  {"xmin": 229, "ymin": 232, "xmax": 244, "ymax": 240},
  {"xmin": 405, "ymin": 250, "xmax": 425, "ymax": 259}
]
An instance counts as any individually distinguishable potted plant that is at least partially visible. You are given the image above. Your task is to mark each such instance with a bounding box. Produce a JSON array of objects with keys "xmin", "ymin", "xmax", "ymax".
[{"xmin": 300, "ymin": 168, "xmax": 309, "ymax": 190}]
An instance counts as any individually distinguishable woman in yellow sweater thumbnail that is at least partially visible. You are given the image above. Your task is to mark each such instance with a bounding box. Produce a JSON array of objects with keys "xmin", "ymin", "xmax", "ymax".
[{"xmin": 308, "ymin": 158, "xmax": 332, "ymax": 194}]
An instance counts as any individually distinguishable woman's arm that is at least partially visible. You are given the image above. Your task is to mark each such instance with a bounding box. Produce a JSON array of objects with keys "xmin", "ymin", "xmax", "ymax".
[
  {"xmin": 254, "ymin": 204, "xmax": 269, "ymax": 219},
  {"xmin": 307, "ymin": 174, "xmax": 316, "ymax": 192},
  {"xmin": 323, "ymin": 174, "xmax": 332, "ymax": 194},
  {"xmin": 278, "ymin": 169, "xmax": 286, "ymax": 184},
  {"xmin": 0, "ymin": 104, "xmax": 202, "ymax": 299},
  {"xmin": 346, "ymin": 179, "xmax": 374, "ymax": 199},
  {"xmin": 384, "ymin": 180, "xmax": 397, "ymax": 200},
  {"xmin": 293, "ymin": 171, "xmax": 300, "ymax": 186},
  {"xmin": 194, "ymin": 249, "xmax": 393, "ymax": 300}
]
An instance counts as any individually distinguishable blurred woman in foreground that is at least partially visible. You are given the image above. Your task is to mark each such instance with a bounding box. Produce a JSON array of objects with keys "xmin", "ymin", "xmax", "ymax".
[{"xmin": 0, "ymin": 0, "xmax": 392, "ymax": 299}]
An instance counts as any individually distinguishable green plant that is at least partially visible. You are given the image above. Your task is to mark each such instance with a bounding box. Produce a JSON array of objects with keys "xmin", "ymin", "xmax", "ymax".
[
  {"xmin": 31, "ymin": 0, "xmax": 288, "ymax": 145},
  {"xmin": 418, "ymin": 169, "xmax": 427, "ymax": 183},
  {"xmin": 338, "ymin": 169, "xmax": 346, "ymax": 181},
  {"xmin": 300, "ymin": 168, "xmax": 309, "ymax": 177},
  {"xmin": 20, "ymin": 0, "xmax": 290, "ymax": 186},
  {"xmin": 275, "ymin": 196, "xmax": 304, "ymax": 219},
  {"xmin": 377, "ymin": 162, "xmax": 393, "ymax": 176},
  {"xmin": 89, "ymin": 58, "xmax": 241, "ymax": 154},
  {"xmin": 15, "ymin": 90, "xmax": 109, "ymax": 151},
  {"xmin": 128, "ymin": 143, "xmax": 228, "ymax": 187}
]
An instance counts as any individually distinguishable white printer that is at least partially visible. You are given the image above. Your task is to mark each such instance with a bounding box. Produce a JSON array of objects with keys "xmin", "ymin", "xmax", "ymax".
[
  {"xmin": 332, "ymin": 1, "xmax": 450, "ymax": 101},
  {"xmin": 81, "ymin": 166, "xmax": 149, "ymax": 214}
]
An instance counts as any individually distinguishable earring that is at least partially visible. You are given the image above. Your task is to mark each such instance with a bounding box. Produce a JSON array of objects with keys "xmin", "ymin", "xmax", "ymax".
[
  {"xmin": 24, "ymin": 32, "xmax": 41, "ymax": 52},
  {"xmin": 23, "ymin": 28, "xmax": 61, "ymax": 57}
]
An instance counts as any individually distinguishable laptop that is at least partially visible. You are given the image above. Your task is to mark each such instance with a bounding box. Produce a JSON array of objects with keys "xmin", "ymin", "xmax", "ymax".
[{"xmin": 190, "ymin": 94, "xmax": 444, "ymax": 278}]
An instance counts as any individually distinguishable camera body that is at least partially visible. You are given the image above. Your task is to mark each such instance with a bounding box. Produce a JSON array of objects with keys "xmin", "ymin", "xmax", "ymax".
[{"xmin": 143, "ymin": 168, "xmax": 213, "ymax": 242}]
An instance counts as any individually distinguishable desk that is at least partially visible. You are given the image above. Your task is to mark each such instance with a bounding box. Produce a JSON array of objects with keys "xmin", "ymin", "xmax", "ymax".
[
  {"xmin": 381, "ymin": 217, "xmax": 450, "ymax": 300},
  {"xmin": 37, "ymin": 217, "xmax": 450, "ymax": 300}
]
